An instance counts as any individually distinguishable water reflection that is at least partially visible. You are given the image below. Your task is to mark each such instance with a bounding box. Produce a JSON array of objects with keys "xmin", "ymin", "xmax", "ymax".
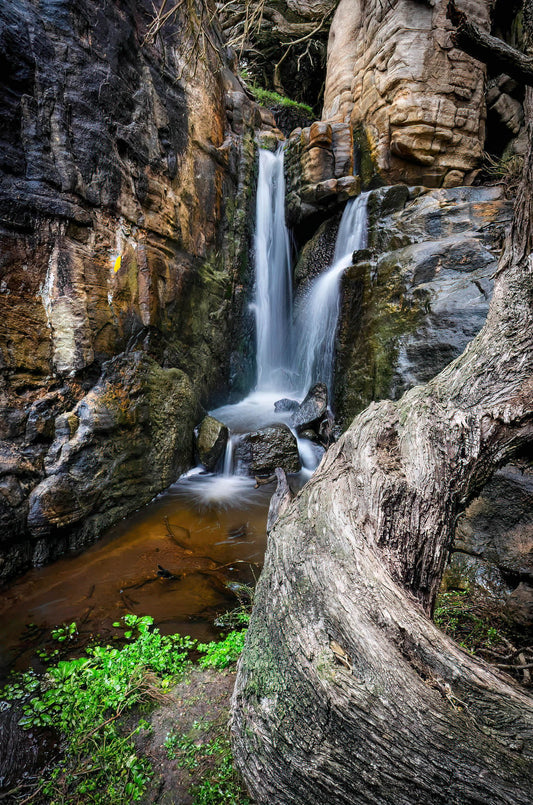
[{"xmin": 0, "ymin": 473, "xmax": 273, "ymax": 677}]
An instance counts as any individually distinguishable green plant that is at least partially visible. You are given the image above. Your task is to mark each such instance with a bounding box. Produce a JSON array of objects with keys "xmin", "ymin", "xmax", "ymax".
[
  {"xmin": 51, "ymin": 621, "xmax": 78, "ymax": 642},
  {"xmin": 240, "ymin": 71, "xmax": 314, "ymax": 116},
  {"xmin": 190, "ymin": 738, "xmax": 251, "ymax": 805},
  {"xmin": 434, "ymin": 590, "xmax": 505, "ymax": 653},
  {"xmin": 169, "ymin": 722, "xmax": 250, "ymax": 805},
  {"xmin": 164, "ymin": 728, "xmax": 180, "ymax": 760},
  {"xmin": 215, "ymin": 581, "xmax": 254, "ymax": 630},
  {"xmin": 482, "ymin": 151, "xmax": 524, "ymax": 193},
  {"xmin": 1, "ymin": 615, "xmax": 194, "ymax": 803},
  {"xmin": 197, "ymin": 630, "xmax": 247, "ymax": 669}
]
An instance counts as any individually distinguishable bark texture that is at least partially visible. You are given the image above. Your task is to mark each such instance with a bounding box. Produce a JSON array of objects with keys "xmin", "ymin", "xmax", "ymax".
[{"xmin": 231, "ymin": 84, "xmax": 533, "ymax": 805}]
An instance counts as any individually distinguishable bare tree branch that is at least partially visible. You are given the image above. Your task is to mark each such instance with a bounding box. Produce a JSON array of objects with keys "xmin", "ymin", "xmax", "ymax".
[{"xmin": 447, "ymin": 0, "xmax": 533, "ymax": 85}]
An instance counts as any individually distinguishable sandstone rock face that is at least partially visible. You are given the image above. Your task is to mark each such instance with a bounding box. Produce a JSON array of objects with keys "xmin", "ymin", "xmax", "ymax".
[
  {"xmin": 322, "ymin": 0, "xmax": 490, "ymax": 186},
  {"xmin": 334, "ymin": 184, "xmax": 512, "ymax": 424},
  {"xmin": 285, "ymin": 121, "xmax": 360, "ymax": 225},
  {"xmin": 0, "ymin": 0, "xmax": 269, "ymax": 578},
  {"xmin": 234, "ymin": 425, "xmax": 301, "ymax": 476}
]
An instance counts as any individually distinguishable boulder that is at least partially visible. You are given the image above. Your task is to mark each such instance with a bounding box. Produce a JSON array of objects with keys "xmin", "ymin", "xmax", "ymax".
[
  {"xmin": 291, "ymin": 383, "xmax": 328, "ymax": 432},
  {"xmin": 335, "ymin": 184, "xmax": 513, "ymax": 424},
  {"xmin": 196, "ymin": 416, "xmax": 229, "ymax": 472},
  {"xmin": 234, "ymin": 424, "xmax": 301, "ymax": 476},
  {"xmin": 25, "ymin": 352, "xmax": 201, "ymax": 556},
  {"xmin": 274, "ymin": 398, "xmax": 300, "ymax": 414}
]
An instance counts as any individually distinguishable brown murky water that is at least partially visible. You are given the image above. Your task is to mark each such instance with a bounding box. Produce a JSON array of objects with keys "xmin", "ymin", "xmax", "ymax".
[{"xmin": 0, "ymin": 471, "xmax": 272, "ymax": 677}]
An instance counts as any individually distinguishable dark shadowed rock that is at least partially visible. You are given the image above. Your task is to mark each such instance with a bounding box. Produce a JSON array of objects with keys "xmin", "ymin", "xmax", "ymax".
[
  {"xmin": 298, "ymin": 428, "xmax": 321, "ymax": 444},
  {"xmin": 455, "ymin": 461, "xmax": 533, "ymax": 583},
  {"xmin": 234, "ymin": 424, "xmax": 301, "ymax": 476},
  {"xmin": 443, "ymin": 459, "xmax": 533, "ymax": 631},
  {"xmin": 291, "ymin": 382, "xmax": 328, "ymax": 431},
  {"xmin": 196, "ymin": 416, "xmax": 229, "ymax": 472}
]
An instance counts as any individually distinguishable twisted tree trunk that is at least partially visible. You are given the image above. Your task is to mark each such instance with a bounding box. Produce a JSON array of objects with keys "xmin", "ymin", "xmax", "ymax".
[{"xmin": 231, "ymin": 21, "xmax": 533, "ymax": 805}]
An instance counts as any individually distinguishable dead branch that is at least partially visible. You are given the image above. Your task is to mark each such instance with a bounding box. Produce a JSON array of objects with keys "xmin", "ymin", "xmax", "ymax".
[{"xmin": 447, "ymin": 0, "xmax": 533, "ymax": 85}]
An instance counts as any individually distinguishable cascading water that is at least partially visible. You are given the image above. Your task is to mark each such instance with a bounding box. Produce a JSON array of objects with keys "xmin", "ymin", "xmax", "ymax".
[
  {"xmin": 254, "ymin": 148, "xmax": 293, "ymax": 391},
  {"xmin": 0, "ymin": 150, "xmax": 372, "ymax": 681},
  {"xmin": 293, "ymin": 192, "xmax": 369, "ymax": 396},
  {"xmin": 208, "ymin": 148, "xmax": 368, "ymax": 490}
]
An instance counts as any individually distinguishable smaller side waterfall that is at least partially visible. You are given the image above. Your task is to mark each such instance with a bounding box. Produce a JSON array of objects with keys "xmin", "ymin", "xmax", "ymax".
[
  {"xmin": 293, "ymin": 192, "xmax": 369, "ymax": 396},
  {"xmin": 254, "ymin": 148, "xmax": 293, "ymax": 391}
]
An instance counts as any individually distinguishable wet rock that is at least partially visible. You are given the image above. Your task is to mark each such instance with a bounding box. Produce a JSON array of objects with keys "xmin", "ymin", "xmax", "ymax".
[
  {"xmin": 335, "ymin": 184, "xmax": 512, "ymax": 424},
  {"xmin": 274, "ymin": 398, "xmax": 300, "ymax": 414},
  {"xmin": 234, "ymin": 424, "xmax": 301, "ymax": 476},
  {"xmin": 298, "ymin": 429, "xmax": 321, "ymax": 444},
  {"xmin": 291, "ymin": 383, "xmax": 328, "ymax": 432},
  {"xmin": 26, "ymin": 352, "xmax": 201, "ymax": 553},
  {"xmin": 196, "ymin": 416, "xmax": 229, "ymax": 472}
]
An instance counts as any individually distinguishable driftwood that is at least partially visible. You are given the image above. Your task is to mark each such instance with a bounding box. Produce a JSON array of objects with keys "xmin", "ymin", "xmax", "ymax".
[
  {"xmin": 266, "ymin": 468, "xmax": 294, "ymax": 532},
  {"xmin": 231, "ymin": 9, "xmax": 533, "ymax": 802},
  {"xmin": 254, "ymin": 474, "xmax": 277, "ymax": 488}
]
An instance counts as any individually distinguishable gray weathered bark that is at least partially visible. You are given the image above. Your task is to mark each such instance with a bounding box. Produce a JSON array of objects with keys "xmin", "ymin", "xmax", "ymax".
[{"xmin": 231, "ymin": 16, "xmax": 533, "ymax": 804}]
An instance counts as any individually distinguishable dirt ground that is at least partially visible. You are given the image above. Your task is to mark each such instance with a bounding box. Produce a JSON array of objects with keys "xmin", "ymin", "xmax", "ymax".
[{"xmin": 138, "ymin": 667, "xmax": 246, "ymax": 804}]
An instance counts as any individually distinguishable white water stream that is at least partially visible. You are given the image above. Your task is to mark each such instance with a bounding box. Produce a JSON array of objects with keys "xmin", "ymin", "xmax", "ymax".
[
  {"xmin": 193, "ymin": 145, "xmax": 368, "ymax": 497},
  {"xmin": 294, "ymin": 191, "xmax": 368, "ymax": 395},
  {"xmin": 254, "ymin": 149, "xmax": 293, "ymax": 391}
]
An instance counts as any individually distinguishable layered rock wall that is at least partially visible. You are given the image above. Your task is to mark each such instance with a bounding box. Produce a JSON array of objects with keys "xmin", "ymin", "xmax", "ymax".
[
  {"xmin": 0, "ymin": 0, "xmax": 271, "ymax": 577},
  {"xmin": 323, "ymin": 0, "xmax": 491, "ymax": 186},
  {"xmin": 284, "ymin": 120, "xmax": 359, "ymax": 225}
]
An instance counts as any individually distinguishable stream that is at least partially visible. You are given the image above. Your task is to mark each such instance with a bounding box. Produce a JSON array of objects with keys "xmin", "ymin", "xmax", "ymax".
[{"xmin": 0, "ymin": 145, "xmax": 367, "ymax": 679}]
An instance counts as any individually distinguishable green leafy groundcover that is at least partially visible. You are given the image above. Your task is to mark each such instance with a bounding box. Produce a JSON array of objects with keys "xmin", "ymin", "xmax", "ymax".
[{"xmin": 0, "ymin": 615, "xmax": 247, "ymax": 804}]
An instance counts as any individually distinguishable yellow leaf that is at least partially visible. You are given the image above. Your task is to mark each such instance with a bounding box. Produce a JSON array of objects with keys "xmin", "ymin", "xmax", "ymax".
[{"xmin": 113, "ymin": 255, "xmax": 122, "ymax": 273}]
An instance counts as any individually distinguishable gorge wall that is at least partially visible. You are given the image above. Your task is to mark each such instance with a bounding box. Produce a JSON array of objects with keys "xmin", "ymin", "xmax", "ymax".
[
  {"xmin": 0, "ymin": 0, "xmax": 277, "ymax": 577},
  {"xmin": 1, "ymin": 0, "xmax": 528, "ymax": 593},
  {"xmin": 321, "ymin": 0, "xmax": 522, "ymax": 187}
]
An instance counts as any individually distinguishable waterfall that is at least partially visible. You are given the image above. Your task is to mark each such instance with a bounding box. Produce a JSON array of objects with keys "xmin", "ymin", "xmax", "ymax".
[
  {"xmin": 293, "ymin": 192, "xmax": 369, "ymax": 396},
  {"xmin": 253, "ymin": 147, "xmax": 293, "ymax": 391},
  {"xmin": 207, "ymin": 151, "xmax": 369, "ymax": 489}
]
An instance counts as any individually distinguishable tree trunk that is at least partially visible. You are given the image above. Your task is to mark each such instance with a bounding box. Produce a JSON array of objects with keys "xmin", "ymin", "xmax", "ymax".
[{"xmin": 231, "ymin": 22, "xmax": 533, "ymax": 805}]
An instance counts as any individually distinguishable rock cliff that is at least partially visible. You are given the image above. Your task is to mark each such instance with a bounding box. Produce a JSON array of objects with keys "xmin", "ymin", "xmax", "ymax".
[
  {"xmin": 322, "ymin": 0, "xmax": 490, "ymax": 186},
  {"xmin": 0, "ymin": 0, "xmax": 274, "ymax": 577}
]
